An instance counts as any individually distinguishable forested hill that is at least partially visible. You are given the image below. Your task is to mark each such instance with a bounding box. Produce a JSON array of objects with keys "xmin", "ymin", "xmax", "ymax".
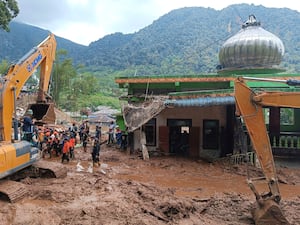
[
  {"xmin": 83, "ymin": 4, "xmax": 300, "ymax": 75},
  {"xmin": 2, "ymin": 4, "xmax": 300, "ymax": 75},
  {"xmin": 0, "ymin": 21, "xmax": 87, "ymax": 62}
]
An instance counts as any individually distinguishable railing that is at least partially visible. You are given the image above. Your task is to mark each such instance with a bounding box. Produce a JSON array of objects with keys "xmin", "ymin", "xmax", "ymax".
[
  {"xmin": 269, "ymin": 132, "xmax": 300, "ymax": 156},
  {"xmin": 230, "ymin": 152, "xmax": 256, "ymax": 166},
  {"xmin": 270, "ymin": 132, "xmax": 300, "ymax": 148}
]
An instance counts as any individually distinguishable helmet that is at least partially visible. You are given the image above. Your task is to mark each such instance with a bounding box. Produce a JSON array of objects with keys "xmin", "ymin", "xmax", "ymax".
[{"xmin": 26, "ymin": 109, "xmax": 33, "ymax": 115}]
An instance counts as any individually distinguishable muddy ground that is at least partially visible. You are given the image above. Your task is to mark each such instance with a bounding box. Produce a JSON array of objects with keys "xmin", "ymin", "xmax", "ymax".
[{"xmin": 0, "ymin": 142, "xmax": 299, "ymax": 225}]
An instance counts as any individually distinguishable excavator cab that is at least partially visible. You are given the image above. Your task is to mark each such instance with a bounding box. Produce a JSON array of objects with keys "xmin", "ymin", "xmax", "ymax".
[{"xmin": 27, "ymin": 102, "xmax": 56, "ymax": 125}]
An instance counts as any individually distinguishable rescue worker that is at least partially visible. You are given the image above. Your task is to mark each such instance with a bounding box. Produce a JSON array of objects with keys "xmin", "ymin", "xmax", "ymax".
[
  {"xmin": 95, "ymin": 125, "xmax": 101, "ymax": 140},
  {"xmin": 120, "ymin": 131, "xmax": 128, "ymax": 151},
  {"xmin": 115, "ymin": 126, "xmax": 122, "ymax": 148},
  {"xmin": 31, "ymin": 128, "xmax": 39, "ymax": 147},
  {"xmin": 52, "ymin": 132, "xmax": 61, "ymax": 157},
  {"xmin": 82, "ymin": 130, "xmax": 89, "ymax": 152},
  {"xmin": 92, "ymin": 138, "xmax": 100, "ymax": 167},
  {"xmin": 69, "ymin": 122, "xmax": 78, "ymax": 138},
  {"xmin": 38, "ymin": 127, "xmax": 45, "ymax": 151},
  {"xmin": 79, "ymin": 121, "xmax": 89, "ymax": 143},
  {"xmin": 69, "ymin": 134, "xmax": 76, "ymax": 159},
  {"xmin": 107, "ymin": 121, "xmax": 115, "ymax": 145},
  {"xmin": 61, "ymin": 137, "xmax": 70, "ymax": 163},
  {"xmin": 22, "ymin": 109, "xmax": 34, "ymax": 142},
  {"xmin": 92, "ymin": 137, "xmax": 106, "ymax": 167}
]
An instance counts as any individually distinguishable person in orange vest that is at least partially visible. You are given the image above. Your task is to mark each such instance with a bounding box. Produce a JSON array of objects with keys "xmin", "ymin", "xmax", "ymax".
[
  {"xmin": 38, "ymin": 128, "xmax": 45, "ymax": 151},
  {"xmin": 69, "ymin": 134, "xmax": 76, "ymax": 160},
  {"xmin": 45, "ymin": 136, "xmax": 53, "ymax": 158},
  {"xmin": 61, "ymin": 137, "xmax": 70, "ymax": 163},
  {"xmin": 52, "ymin": 134, "xmax": 61, "ymax": 157}
]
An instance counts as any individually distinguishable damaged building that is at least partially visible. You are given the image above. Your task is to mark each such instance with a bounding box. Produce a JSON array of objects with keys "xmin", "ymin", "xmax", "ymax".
[{"xmin": 115, "ymin": 15, "xmax": 300, "ymax": 160}]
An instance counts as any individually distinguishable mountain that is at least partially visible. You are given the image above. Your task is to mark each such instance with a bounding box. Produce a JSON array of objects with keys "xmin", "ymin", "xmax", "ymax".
[
  {"xmin": 1, "ymin": 4, "xmax": 300, "ymax": 75},
  {"xmin": 0, "ymin": 21, "xmax": 87, "ymax": 63}
]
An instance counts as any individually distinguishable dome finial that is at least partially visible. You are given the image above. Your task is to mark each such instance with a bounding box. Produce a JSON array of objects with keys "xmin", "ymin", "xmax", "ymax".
[{"xmin": 242, "ymin": 14, "xmax": 261, "ymax": 28}]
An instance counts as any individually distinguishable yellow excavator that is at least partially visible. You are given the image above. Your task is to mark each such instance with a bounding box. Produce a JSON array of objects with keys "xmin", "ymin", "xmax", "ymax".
[
  {"xmin": 0, "ymin": 33, "xmax": 67, "ymax": 202},
  {"xmin": 234, "ymin": 76, "xmax": 300, "ymax": 225}
]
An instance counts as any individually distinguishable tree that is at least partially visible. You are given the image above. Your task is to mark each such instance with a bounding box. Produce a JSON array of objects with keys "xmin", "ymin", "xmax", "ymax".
[
  {"xmin": 0, "ymin": 0, "xmax": 19, "ymax": 31},
  {"xmin": 72, "ymin": 73, "xmax": 99, "ymax": 96},
  {"xmin": 0, "ymin": 59, "xmax": 10, "ymax": 75},
  {"xmin": 51, "ymin": 49, "xmax": 77, "ymax": 104}
]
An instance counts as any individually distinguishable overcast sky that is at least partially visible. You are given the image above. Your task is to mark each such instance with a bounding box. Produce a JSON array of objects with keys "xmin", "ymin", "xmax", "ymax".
[{"xmin": 14, "ymin": 0, "xmax": 300, "ymax": 46}]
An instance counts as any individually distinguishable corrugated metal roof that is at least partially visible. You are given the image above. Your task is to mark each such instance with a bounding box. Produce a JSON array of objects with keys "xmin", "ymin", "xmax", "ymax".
[{"xmin": 164, "ymin": 96, "xmax": 235, "ymax": 107}]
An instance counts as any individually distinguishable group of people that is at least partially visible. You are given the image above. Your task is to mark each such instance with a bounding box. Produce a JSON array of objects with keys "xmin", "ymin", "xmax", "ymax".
[
  {"xmin": 29, "ymin": 124, "xmax": 81, "ymax": 163},
  {"xmin": 19, "ymin": 112, "xmax": 91, "ymax": 164},
  {"xmin": 20, "ymin": 110, "xmax": 127, "ymax": 167},
  {"xmin": 107, "ymin": 121, "xmax": 128, "ymax": 151}
]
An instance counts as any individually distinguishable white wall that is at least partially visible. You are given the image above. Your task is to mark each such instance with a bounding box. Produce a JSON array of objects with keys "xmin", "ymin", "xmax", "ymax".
[
  {"xmin": 131, "ymin": 105, "xmax": 228, "ymax": 157},
  {"xmin": 156, "ymin": 105, "xmax": 228, "ymax": 156}
]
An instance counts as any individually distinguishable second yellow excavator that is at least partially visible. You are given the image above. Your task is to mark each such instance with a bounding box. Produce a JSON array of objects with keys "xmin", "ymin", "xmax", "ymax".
[{"xmin": 234, "ymin": 76, "xmax": 300, "ymax": 225}]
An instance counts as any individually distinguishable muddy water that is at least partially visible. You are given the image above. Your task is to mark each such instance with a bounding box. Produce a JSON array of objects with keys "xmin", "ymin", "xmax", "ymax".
[
  {"xmin": 13, "ymin": 147, "xmax": 298, "ymax": 225},
  {"xmin": 110, "ymin": 157, "xmax": 253, "ymax": 199},
  {"xmin": 109, "ymin": 155, "xmax": 300, "ymax": 201},
  {"xmin": 47, "ymin": 145, "xmax": 300, "ymax": 203}
]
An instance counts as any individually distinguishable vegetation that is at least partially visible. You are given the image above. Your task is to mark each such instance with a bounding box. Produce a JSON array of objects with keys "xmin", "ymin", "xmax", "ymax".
[
  {"xmin": 51, "ymin": 50, "xmax": 121, "ymax": 113},
  {"xmin": 0, "ymin": 59, "xmax": 9, "ymax": 74},
  {"xmin": 0, "ymin": 50, "xmax": 121, "ymax": 114},
  {"xmin": 77, "ymin": 5, "xmax": 300, "ymax": 75},
  {"xmin": 2, "ymin": 5, "xmax": 300, "ymax": 76},
  {"xmin": 2, "ymin": 4, "xmax": 300, "ymax": 113},
  {"xmin": 0, "ymin": 0, "xmax": 19, "ymax": 31}
]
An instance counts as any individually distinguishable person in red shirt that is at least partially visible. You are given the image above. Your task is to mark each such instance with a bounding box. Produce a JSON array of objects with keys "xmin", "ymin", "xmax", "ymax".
[{"xmin": 61, "ymin": 137, "xmax": 70, "ymax": 163}]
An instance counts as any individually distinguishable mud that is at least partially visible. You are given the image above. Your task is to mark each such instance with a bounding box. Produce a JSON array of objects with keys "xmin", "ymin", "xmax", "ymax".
[{"xmin": 0, "ymin": 144, "xmax": 299, "ymax": 225}]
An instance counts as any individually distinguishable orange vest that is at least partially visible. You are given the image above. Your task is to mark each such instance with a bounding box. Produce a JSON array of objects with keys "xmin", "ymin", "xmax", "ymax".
[
  {"xmin": 70, "ymin": 138, "xmax": 75, "ymax": 148},
  {"xmin": 38, "ymin": 132, "xmax": 44, "ymax": 142},
  {"xmin": 62, "ymin": 141, "xmax": 70, "ymax": 153}
]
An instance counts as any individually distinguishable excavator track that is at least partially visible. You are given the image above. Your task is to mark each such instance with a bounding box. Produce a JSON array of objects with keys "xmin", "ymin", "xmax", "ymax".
[
  {"xmin": 32, "ymin": 160, "xmax": 68, "ymax": 178},
  {"xmin": 0, "ymin": 180, "xmax": 28, "ymax": 203},
  {"xmin": 0, "ymin": 161, "xmax": 67, "ymax": 203}
]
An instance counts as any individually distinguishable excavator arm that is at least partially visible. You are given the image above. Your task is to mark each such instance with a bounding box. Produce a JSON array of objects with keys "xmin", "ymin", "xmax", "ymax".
[
  {"xmin": 234, "ymin": 76, "xmax": 300, "ymax": 225},
  {"xmin": 0, "ymin": 33, "xmax": 56, "ymax": 141},
  {"xmin": 0, "ymin": 34, "xmax": 67, "ymax": 203}
]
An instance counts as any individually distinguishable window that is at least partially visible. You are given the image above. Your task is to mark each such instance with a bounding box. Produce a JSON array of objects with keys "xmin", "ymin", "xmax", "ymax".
[
  {"xmin": 280, "ymin": 108, "xmax": 294, "ymax": 125},
  {"xmin": 264, "ymin": 108, "xmax": 270, "ymax": 124},
  {"xmin": 145, "ymin": 118, "xmax": 156, "ymax": 146},
  {"xmin": 264, "ymin": 108, "xmax": 294, "ymax": 125}
]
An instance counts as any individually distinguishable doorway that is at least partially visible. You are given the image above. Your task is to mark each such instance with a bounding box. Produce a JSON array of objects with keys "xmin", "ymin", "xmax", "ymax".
[
  {"xmin": 203, "ymin": 119, "xmax": 219, "ymax": 149},
  {"xmin": 167, "ymin": 119, "xmax": 192, "ymax": 156}
]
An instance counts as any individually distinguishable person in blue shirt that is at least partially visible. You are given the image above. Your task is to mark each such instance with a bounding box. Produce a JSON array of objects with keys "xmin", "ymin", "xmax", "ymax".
[
  {"xmin": 22, "ymin": 109, "xmax": 34, "ymax": 142},
  {"xmin": 95, "ymin": 125, "xmax": 101, "ymax": 140},
  {"xmin": 115, "ymin": 126, "xmax": 122, "ymax": 147}
]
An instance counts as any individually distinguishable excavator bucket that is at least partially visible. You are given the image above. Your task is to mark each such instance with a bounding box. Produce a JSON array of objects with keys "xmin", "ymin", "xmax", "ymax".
[
  {"xmin": 252, "ymin": 199, "xmax": 290, "ymax": 225},
  {"xmin": 28, "ymin": 103, "xmax": 56, "ymax": 125}
]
